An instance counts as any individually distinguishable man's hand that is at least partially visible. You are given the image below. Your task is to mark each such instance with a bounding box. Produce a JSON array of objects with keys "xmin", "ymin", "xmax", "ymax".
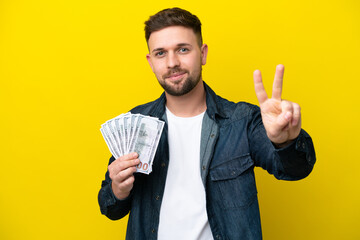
[
  {"xmin": 108, "ymin": 152, "xmax": 140, "ymax": 200},
  {"xmin": 253, "ymin": 64, "xmax": 301, "ymax": 146}
]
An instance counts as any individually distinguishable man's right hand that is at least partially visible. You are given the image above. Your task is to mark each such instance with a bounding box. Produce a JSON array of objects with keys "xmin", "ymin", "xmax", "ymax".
[{"xmin": 108, "ymin": 152, "xmax": 140, "ymax": 200}]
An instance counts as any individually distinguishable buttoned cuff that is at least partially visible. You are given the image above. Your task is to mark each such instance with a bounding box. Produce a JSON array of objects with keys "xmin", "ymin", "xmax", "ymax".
[
  {"xmin": 99, "ymin": 182, "xmax": 132, "ymax": 215},
  {"xmin": 274, "ymin": 129, "xmax": 316, "ymax": 179},
  {"xmin": 276, "ymin": 130, "xmax": 315, "ymax": 165}
]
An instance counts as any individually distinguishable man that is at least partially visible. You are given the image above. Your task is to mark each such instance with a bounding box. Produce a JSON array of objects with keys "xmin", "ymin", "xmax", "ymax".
[{"xmin": 98, "ymin": 7, "xmax": 316, "ymax": 240}]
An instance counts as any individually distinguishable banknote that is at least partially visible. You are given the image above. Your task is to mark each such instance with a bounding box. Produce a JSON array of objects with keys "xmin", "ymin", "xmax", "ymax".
[
  {"xmin": 100, "ymin": 113, "xmax": 164, "ymax": 174},
  {"xmin": 131, "ymin": 116, "xmax": 164, "ymax": 174}
]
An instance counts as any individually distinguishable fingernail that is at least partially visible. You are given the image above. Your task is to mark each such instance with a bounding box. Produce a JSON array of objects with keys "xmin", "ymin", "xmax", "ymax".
[{"xmin": 132, "ymin": 152, "xmax": 138, "ymax": 157}]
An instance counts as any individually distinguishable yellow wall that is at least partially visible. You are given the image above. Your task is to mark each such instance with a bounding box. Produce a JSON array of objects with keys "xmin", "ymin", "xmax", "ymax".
[{"xmin": 1, "ymin": 0, "xmax": 359, "ymax": 239}]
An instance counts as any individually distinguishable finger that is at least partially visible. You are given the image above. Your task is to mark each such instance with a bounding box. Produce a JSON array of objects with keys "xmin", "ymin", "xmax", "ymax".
[
  {"xmin": 110, "ymin": 152, "xmax": 139, "ymax": 171},
  {"xmin": 111, "ymin": 175, "xmax": 135, "ymax": 199},
  {"xmin": 113, "ymin": 153, "xmax": 139, "ymax": 169},
  {"xmin": 119, "ymin": 175, "xmax": 135, "ymax": 192},
  {"xmin": 117, "ymin": 152, "xmax": 138, "ymax": 161},
  {"xmin": 112, "ymin": 158, "xmax": 140, "ymax": 174},
  {"xmin": 115, "ymin": 166, "xmax": 137, "ymax": 183},
  {"xmin": 122, "ymin": 175, "xmax": 135, "ymax": 188},
  {"xmin": 281, "ymin": 100, "xmax": 293, "ymax": 113},
  {"xmin": 276, "ymin": 100, "xmax": 293, "ymax": 129},
  {"xmin": 109, "ymin": 154, "xmax": 140, "ymax": 176},
  {"xmin": 272, "ymin": 64, "xmax": 284, "ymax": 100},
  {"xmin": 253, "ymin": 69, "xmax": 268, "ymax": 104},
  {"xmin": 291, "ymin": 103, "xmax": 301, "ymax": 127}
]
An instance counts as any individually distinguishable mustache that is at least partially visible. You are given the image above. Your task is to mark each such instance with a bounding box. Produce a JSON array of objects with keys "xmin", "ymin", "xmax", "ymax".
[{"xmin": 163, "ymin": 67, "xmax": 189, "ymax": 78}]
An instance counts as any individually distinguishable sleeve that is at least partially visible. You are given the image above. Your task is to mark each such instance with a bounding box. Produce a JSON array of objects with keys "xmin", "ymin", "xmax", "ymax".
[
  {"xmin": 248, "ymin": 105, "xmax": 316, "ymax": 180},
  {"xmin": 97, "ymin": 156, "xmax": 132, "ymax": 220}
]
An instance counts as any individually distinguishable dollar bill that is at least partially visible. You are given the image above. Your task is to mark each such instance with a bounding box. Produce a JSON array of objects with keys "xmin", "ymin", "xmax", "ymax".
[
  {"xmin": 100, "ymin": 112, "xmax": 164, "ymax": 174},
  {"xmin": 100, "ymin": 123, "xmax": 120, "ymax": 158},
  {"xmin": 131, "ymin": 116, "xmax": 159, "ymax": 174}
]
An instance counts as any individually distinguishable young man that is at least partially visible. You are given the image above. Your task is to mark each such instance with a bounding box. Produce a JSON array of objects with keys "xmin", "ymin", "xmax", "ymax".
[{"xmin": 98, "ymin": 8, "xmax": 316, "ymax": 240}]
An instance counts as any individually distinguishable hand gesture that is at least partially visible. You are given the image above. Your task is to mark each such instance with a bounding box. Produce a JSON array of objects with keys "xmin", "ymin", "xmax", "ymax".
[
  {"xmin": 253, "ymin": 64, "xmax": 301, "ymax": 146},
  {"xmin": 108, "ymin": 152, "xmax": 140, "ymax": 200}
]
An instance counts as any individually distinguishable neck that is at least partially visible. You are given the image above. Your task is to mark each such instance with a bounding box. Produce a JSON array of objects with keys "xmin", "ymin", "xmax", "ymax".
[{"xmin": 165, "ymin": 80, "xmax": 207, "ymax": 117}]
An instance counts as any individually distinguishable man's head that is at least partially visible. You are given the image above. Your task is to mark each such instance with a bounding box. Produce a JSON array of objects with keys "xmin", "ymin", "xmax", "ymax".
[
  {"xmin": 145, "ymin": 7, "xmax": 203, "ymax": 48},
  {"xmin": 145, "ymin": 8, "xmax": 208, "ymax": 97}
]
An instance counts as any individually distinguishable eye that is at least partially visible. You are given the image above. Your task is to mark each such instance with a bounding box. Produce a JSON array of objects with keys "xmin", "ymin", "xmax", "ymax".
[
  {"xmin": 155, "ymin": 51, "xmax": 165, "ymax": 57},
  {"xmin": 178, "ymin": 48, "xmax": 189, "ymax": 53}
]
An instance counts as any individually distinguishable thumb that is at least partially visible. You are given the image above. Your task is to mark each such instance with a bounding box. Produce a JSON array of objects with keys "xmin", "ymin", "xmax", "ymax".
[{"xmin": 277, "ymin": 111, "xmax": 292, "ymax": 130}]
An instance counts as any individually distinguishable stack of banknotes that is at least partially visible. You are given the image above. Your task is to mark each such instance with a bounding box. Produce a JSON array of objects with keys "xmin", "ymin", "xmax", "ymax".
[{"xmin": 100, "ymin": 112, "xmax": 165, "ymax": 174}]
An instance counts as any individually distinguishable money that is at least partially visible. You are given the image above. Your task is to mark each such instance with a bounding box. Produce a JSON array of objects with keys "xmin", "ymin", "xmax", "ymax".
[{"xmin": 100, "ymin": 113, "xmax": 165, "ymax": 174}]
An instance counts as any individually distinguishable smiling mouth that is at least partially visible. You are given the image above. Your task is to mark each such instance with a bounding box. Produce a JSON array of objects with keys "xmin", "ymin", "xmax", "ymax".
[{"xmin": 166, "ymin": 72, "xmax": 186, "ymax": 81}]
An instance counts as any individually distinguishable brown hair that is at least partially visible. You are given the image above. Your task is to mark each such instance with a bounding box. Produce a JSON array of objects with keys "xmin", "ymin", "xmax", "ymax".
[{"xmin": 144, "ymin": 7, "xmax": 203, "ymax": 47}]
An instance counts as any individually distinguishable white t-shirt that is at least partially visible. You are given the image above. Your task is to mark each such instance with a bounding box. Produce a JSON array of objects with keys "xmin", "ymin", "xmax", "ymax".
[{"xmin": 157, "ymin": 108, "xmax": 213, "ymax": 240}]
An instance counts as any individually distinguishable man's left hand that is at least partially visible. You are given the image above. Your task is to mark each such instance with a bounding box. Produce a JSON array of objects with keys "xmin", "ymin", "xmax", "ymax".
[{"xmin": 253, "ymin": 64, "xmax": 301, "ymax": 146}]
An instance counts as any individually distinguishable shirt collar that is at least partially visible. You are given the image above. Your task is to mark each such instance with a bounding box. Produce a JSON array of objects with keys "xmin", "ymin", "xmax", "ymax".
[
  {"xmin": 148, "ymin": 81, "xmax": 228, "ymax": 120},
  {"xmin": 203, "ymin": 81, "xmax": 227, "ymax": 120}
]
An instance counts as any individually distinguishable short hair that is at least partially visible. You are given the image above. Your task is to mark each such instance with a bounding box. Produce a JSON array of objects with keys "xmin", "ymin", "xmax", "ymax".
[{"xmin": 144, "ymin": 7, "xmax": 203, "ymax": 47}]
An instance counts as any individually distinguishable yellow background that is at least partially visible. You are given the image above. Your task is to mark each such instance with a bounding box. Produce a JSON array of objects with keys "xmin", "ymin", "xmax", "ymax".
[{"xmin": 1, "ymin": 0, "xmax": 359, "ymax": 239}]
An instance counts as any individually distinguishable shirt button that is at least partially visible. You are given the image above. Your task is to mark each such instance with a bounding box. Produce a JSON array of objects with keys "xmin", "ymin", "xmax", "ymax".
[
  {"xmin": 202, "ymin": 165, "xmax": 206, "ymax": 171},
  {"xmin": 161, "ymin": 162, "xmax": 166, "ymax": 167},
  {"xmin": 210, "ymin": 134, "xmax": 215, "ymax": 138},
  {"xmin": 216, "ymin": 235, "xmax": 221, "ymax": 239},
  {"xmin": 155, "ymin": 195, "xmax": 160, "ymax": 200},
  {"xmin": 231, "ymin": 171, "xmax": 236, "ymax": 175},
  {"xmin": 297, "ymin": 141, "xmax": 301, "ymax": 148},
  {"xmin": 151, "ymin": 229, "xmax": 155, "ymax": 233},
  {"xmin": 302, "ymin": 142, "xmax": 306, "ymax": 149}
]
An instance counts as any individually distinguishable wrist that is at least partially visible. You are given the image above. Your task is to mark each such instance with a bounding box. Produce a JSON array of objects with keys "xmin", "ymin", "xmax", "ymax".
[{"xmin": 111, "ymin": 181, "xmax": 130, "ymax": 200}]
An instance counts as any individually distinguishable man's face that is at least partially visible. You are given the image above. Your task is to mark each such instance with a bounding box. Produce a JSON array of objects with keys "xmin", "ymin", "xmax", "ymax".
[{"xmin": 146, "ymin": 26, "xmax": 208, "ymax": 96}]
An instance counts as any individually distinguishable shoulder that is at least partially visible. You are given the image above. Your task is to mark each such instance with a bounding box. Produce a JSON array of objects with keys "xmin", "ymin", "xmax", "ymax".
[
  {"xmin": 204, "ymin": 82, "xmax": 260, "ymax": 122},
  {"xmin": 214, "ymin": 94, "xmax": 260, "ymax": 122},
  {"xmin": 130, "ymin": 100, "xmax": 157, "ymax": 114},
  {"xmin": 129, "ymin": 93, "xmax": 166, "ymax": 117}
]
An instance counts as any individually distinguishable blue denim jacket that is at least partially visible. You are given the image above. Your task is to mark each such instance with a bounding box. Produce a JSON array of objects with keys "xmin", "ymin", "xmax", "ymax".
[{"xmin": 98, "ymin": 82, "xmax": 316, "ymax": 240}]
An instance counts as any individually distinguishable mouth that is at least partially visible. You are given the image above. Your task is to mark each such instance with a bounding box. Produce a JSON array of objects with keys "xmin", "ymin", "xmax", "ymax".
[{"xmin": 165, "ymin": 72, "xmax": 187, "ymax": 82}]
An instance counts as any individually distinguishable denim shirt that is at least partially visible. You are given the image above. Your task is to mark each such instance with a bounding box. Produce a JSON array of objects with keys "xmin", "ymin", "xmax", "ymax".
[{"xmin": 98, "ymin": 82, "xmax": 316, "ymax": 240}]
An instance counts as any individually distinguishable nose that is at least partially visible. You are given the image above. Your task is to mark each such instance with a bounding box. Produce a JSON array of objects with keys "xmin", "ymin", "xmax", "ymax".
[{"xmin": 167, "ymin": 52, "xmax": 180, "ymax": 69}]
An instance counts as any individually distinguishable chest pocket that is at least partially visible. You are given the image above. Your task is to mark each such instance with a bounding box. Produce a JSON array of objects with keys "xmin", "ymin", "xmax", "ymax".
[{"xmin": 209, "ymin": 154, "xmax": 257, "ymax": 209}]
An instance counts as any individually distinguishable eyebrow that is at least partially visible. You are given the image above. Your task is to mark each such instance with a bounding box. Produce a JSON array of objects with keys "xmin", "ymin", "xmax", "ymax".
[{"xmin": 152, "ymin": 43, "xmax": 192, "ymax": 53}]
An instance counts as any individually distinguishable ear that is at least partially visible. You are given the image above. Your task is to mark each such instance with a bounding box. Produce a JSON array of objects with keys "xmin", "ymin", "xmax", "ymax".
[
  {"xmin": 146, "ymin": 54, "xmax": 154, "ymax": 72},
  {"xmin": 200, "ymin": 44, "xmax": 208, "ymax": 65}
]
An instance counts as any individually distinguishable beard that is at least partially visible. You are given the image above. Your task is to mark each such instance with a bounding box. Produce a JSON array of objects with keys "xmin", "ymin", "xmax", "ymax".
[{"xmin": 158, "ymin": 67, "xmax": 202, "ymax": 96}]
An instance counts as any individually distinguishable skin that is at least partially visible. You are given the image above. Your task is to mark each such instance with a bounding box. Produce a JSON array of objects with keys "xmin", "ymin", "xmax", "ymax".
[
  {"xmin": 146, "ymin": 26, "xmax": 208, "ymax": 117},
  {"xmin": 109, "ymin": 152, "xmax": 140, "ymax": 200},
  {"xmin": 109, "ymin": 26, "xmax": 301, "ymax": 200},
  {"xmin": 253, "ymin": 64, "xmax": 301, "ymax": 146}
]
